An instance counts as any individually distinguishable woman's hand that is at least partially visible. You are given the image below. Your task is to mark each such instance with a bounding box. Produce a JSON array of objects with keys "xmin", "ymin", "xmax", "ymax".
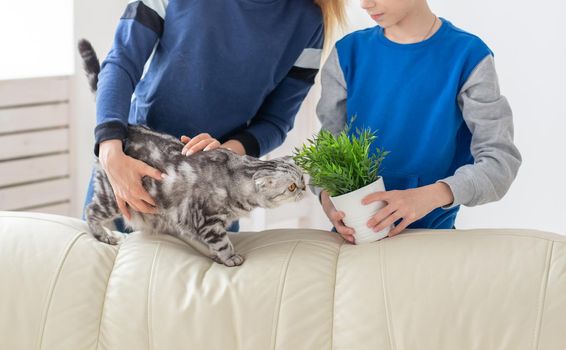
[
  {"xmin": 363, "ymin": 183, "xmax": 454, "ymax": 237},
  {"xmin": 180, "ymin": 133, "xmax": 221, "ymax": 155},
  {"xmin": 220, "ymin": 139, "xmax": 246, "ymax": 156},
  {"xmin": 180, "ymin": 134, "xmax": 246, "ymax": 156},
  {"xmin": 320, "ymin": 190, "xmax": 356, "ymax": 243},
  {"xmin": 98, "ymin": 140, "xmax": 166, "ymax": 220}
]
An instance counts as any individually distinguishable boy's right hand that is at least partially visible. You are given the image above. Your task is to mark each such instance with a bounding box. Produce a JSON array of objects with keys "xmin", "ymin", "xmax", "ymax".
[
  {"xmin": 320, "ymin": 190, "xmax": 356, "ymax": 243},
  {"xmin": 98, "ymin": 140, "xmax": 166, "ymax": 220}
]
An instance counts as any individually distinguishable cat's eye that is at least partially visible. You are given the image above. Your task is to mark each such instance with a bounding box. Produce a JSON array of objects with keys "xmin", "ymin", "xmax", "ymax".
[{"xmin": 288, "ymin": 183, "xmax": 297, "ymax": 192}]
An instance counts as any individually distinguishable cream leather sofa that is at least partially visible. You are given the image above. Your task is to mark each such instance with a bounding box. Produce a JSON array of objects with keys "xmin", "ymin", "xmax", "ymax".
[{"xmin": 1, "ymin": 211, "xmax": 565, "ymax": 350}]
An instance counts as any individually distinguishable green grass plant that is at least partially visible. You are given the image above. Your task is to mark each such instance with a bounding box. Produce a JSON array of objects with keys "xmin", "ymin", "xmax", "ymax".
[{"xmin": 293, "ymin": 123, "xmax": 389, "ymax": 197}]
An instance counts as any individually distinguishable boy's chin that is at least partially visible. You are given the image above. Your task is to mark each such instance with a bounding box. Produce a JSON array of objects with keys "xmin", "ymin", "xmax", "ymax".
[
  {"xmin": 372, "ymin": 16, "xmax": 403, "ymax": 29},
  {"xmin": 375, "ymin": 19, "xmax": 394, "ymax": 28}
]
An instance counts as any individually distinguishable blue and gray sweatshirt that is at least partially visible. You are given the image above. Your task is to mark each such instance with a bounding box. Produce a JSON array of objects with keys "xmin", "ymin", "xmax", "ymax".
[
  {"xmin": 95, "ymin": 0, "xmax": 324, "ymax": 157},
  {"xmin": 317, "ymin": 18, "xmax": 522, "ymax": 229}
]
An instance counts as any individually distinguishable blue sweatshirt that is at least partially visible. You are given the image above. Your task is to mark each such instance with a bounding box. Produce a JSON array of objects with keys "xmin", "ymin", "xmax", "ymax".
[
  {"xmin": 317, "ymin": 18, "xmax": 521, "ymax": 229},
  {"xmin": 95, "ymin": 0, "xmax": 323, "ymax": 157}
]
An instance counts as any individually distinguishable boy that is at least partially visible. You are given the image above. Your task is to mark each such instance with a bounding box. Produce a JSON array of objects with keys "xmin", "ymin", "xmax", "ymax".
[{"xmin": 317, "ymin": 0, "xmax": 521, "ymax": 242}]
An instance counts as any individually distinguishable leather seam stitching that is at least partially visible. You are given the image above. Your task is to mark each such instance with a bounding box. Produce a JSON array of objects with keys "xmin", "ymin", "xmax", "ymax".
[
  {"xmin": 37, "ymin": 231, "xmax": 87, "ymax": 350},
  {"xmin": 380, "ymin": 242, "xmax": 396, "ymax": 350},
  {"xmin": 241, "ymin": 239, "xmax": 340, "ymax": 255},
  {"xmin": 137, "ymin": 237, "xmax": 342, "ymax": 255},
  {"xmin": 271, "ymin": 241, "xmax": 299, "ymax": 349},
  {"xmin": 330, "ymin": 242, "xmax": 344, "ymax": 349},
  {"xmin": 387, "ymin": 231, "xmax": 566, "ymax": 243},
  {"xmin": 1, "ymin": 215, "xmax": 90, "ymax": 232},
  {"xmin": 533, "ymin": 241, "xmax": 554, "ymax": 350},
  {"xmin": 95, "ymin": 240, "xmax": 123, "ymax": 350},
  {"xmin": 147, "ymin": 242, "xmax": 161, "ymax": 350}
]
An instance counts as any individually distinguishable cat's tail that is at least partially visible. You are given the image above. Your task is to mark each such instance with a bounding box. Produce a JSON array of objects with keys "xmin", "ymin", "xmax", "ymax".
[{"xmin": 77, "ymin": 39, "xmax": 100, "ymax": 93}]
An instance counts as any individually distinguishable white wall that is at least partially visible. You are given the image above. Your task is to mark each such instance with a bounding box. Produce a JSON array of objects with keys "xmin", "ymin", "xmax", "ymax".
[
  {"xmin": 67, "ymin": 0, "xmax": 566, "ymax": 235},
  {"xmin": 321, "ymin": 0, "xmax": 566, "ymax": 234},
  {"xmin": 0, "ymin": 0, "xmax": 126, "ymax": 216},
  {"xmin": 71, "ymin": 0, "xmax": 128, "ymax": 216},
  {"xmin": 0, "ymin": 1, "xmax": 73, "ymax": 80}
]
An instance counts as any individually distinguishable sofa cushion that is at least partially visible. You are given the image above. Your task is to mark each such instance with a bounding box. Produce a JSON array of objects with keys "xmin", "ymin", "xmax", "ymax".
[{"xmin": 1, "ymin": 211, "xmax": 565, "ymax": 350}]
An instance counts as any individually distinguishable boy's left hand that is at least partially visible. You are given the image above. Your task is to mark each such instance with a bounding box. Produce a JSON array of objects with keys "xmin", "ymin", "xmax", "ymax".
[{"xmin": 362, "ymin": 183, "xmax": 454, "ymax": 237}]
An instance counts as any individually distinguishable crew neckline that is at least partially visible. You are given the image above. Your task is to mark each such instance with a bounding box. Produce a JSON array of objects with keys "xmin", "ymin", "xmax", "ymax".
[{"xmin": 376, "ymin": 17, "xmax": 449, "ymax": 49}]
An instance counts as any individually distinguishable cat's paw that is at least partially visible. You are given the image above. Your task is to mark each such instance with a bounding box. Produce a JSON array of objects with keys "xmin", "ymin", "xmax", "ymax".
[
  {"xmin": 99, "ymin": 232, "xmax": 125, "ymax": 245},
  {"xmin": 221, "ymin": 254, "xmax": 245, "ymax": 267}
]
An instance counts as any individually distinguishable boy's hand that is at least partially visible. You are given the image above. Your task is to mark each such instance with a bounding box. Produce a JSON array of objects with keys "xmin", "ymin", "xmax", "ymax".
[
  {"xmin": 320, "ymin": 191, "xmax": 356, "ymax": 243},
  {"xmin": 362, "ymin": 183, "xmax": 454, "ymax": 237},
  {"xmin": 180, "ymin": 133, "xmax": 221, "ymax": 155}
]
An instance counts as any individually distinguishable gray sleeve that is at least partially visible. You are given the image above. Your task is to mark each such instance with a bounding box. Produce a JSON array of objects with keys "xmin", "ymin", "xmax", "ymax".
[
  {"xmin": 316, "ymin": 47, "xmax": 347, "ymax": 135},
  {"xmin": 310, "ymin": 47, "xmax": 349, "ymax": 199},
  {"xmin": 438, "ymin": 55, "xmax": 522, "ymax": 208}
]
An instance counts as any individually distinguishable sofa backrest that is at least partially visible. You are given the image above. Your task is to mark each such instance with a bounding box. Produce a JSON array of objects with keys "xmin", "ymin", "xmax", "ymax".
[{"xmin": 1, "ymin": 211, "xmax": 565, "ymax": 350}]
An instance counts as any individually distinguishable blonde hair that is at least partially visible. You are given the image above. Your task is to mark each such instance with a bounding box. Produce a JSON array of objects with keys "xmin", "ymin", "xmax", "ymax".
[{"xmin": 315, "ymin": 0, "xmax": 348, "ymax": 53}]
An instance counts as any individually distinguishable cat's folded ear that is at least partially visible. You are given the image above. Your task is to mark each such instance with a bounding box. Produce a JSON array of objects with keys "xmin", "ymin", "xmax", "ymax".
[{"xmin": 252, "ymin": 170, "xmax": 276, "ymax": 191}]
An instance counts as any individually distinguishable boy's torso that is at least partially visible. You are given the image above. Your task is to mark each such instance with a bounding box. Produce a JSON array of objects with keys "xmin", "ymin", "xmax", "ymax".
[{"xmin": 336, "ymin": 19, "xmax": 492, "ymax": 228}]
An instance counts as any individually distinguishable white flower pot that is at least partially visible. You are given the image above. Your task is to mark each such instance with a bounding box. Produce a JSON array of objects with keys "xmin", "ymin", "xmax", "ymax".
[{"xmin": 329, "ymin": 177, "xmax": 391, "ymax": 244}]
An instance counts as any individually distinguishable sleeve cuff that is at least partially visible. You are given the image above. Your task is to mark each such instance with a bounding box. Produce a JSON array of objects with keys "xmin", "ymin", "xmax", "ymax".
[
  {"xmin": 437, "ymin": 175, "xmax": 476, "ymax": 209},
  {"xmin": 229, "ymin": 131, "xmax": 260, "ymax": 158},
  {"xmin": 94, "ymin": 121, "xmax": 128, "ymax": 157}
]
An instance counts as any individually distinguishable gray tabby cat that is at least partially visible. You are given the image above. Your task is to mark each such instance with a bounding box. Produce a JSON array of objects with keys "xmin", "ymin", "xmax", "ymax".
[{"xmin": 79, "ymin": 39, "xmax": 306, "ymax": 266}]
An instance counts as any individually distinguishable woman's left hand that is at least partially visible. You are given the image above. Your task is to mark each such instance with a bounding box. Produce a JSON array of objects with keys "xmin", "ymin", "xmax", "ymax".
[
  {"xmin": 180, "ymin": 133, "xmax": 221, "ymax": 155},
  {"xmin": 362, "ymin": 183, "xmax": 454, "ymax": 237},
  {"xmin": 181, "ymin": 135, "xmax": 246, "ymax": 156}
]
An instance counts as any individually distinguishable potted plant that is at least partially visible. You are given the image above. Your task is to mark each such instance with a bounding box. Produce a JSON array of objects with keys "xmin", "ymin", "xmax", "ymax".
[{"xmin": 293, "ymin": 124, "xmax": 391, "ymax": 244}]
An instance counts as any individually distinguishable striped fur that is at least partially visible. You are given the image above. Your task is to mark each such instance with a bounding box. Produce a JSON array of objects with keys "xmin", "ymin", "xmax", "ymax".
[
  {"xmin": 77, "ymin": 39, "xmax": 100, "ymax": 93},
  {"xmin": 85, "ymin": 125, "xmax": 306, "ymax": 267}
]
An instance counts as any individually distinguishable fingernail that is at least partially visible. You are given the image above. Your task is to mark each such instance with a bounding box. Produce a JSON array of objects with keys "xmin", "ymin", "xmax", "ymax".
[
  {"xmin": 187, "ymin": 150, "xmax": 194, "ymax": 155},
  {"xmin": 161, "ymin": 173, "xmax": 168, "ymax": 179}
]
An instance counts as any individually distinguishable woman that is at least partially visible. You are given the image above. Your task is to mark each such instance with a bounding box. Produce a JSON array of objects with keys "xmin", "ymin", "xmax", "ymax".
[{"xmin": 84, "ymin": 0, "xmax": 346, "ymax": 231}]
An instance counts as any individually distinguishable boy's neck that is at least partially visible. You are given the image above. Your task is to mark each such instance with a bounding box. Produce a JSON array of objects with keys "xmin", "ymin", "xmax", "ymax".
[{"xmin": 383, "ymin": 3, "xmax": 439, "ymax": 44}]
